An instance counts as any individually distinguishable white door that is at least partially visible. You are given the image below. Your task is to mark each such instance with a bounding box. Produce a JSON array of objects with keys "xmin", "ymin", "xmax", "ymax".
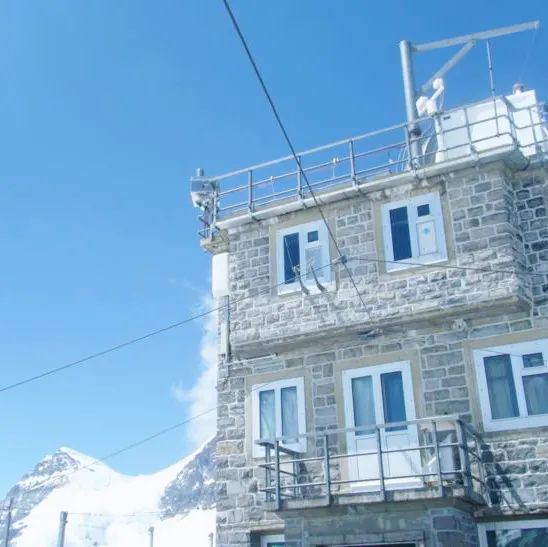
[{"xmin": 343, "ymin": 361, "xmax": 421, "ymax": 489}]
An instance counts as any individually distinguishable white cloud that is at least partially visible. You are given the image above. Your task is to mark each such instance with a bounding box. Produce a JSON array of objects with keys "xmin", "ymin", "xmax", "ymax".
[{"xmin": 171, "ymin": 295, "xmax": 218, "ymax": 447}]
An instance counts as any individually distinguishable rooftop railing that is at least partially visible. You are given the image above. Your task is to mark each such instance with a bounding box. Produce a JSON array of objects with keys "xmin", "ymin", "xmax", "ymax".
[
  {"xmin": 195, "ymin": 97, "xmax": 548, "ymax": 239},
  {"xmin": 257, "ymin": 416, "xmax": 487, "ymax": 510}
]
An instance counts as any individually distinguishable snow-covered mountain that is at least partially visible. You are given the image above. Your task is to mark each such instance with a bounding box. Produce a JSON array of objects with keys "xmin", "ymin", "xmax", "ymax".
[{"xmin": 0, "ymin": 438, "xmax": 216, "ymax": 547}]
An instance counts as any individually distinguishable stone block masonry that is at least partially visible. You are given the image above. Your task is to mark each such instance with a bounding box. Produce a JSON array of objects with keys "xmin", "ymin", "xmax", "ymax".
[
  {"xmin": 228, "ymin": 165, "xmax": 536, "ymax": 352},
  {"xmin": 213, "ymin": 160, "xmax": 548, "ymax": 546}
]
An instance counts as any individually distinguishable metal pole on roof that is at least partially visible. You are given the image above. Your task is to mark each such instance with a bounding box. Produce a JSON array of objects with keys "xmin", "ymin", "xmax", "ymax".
[{"xmin": 399, "ymin": 39, "xmax": 421, "ymax": 166}]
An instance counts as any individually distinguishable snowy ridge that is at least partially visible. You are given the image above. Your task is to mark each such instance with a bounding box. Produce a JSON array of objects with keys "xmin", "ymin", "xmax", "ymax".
[{"xmin": 0, "ymin": 438, "xmax": 216, "ymax": 547}]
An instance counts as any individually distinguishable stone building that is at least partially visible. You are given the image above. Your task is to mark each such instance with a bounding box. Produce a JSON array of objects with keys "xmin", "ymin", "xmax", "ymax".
[{"xmin": 191, "ymin": 40, "xmax": 548, "ymax": 547}]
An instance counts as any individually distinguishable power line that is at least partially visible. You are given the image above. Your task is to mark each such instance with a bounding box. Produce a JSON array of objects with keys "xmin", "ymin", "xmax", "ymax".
[
  {"xmin": 220, "ymin": 0, "xmax": 372, "ymax": 321},
  {"xmin": 4, "ymin": 249, "xmax": 544, "ymax": 395},
  {"xmin": 23, "ymin": 334, "xmax": 548, "ymax": 494},
  {"xmin": 0, "ymin": 260, "xmax": 337, "ymax": 394},
  {"xmin": 20, "ymin": 372, "xmax": 290, "ymax": 493},
  {"xmin": 0, "ymin": 311, "xmax": 220, "ymax": 394}
]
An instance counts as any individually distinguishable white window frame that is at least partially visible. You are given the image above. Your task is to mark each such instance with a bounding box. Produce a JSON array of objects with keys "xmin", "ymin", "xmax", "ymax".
[
  {"xmin": 474, "ymin": 338, "xmax": 548, "ymax": 432},
  {"xmin": 251, "ymin": 377, "xmax": 306, "ymax": 457},
  {"xmin": 381, "ymin": 191, "xmax": 447, "ymax": 272},
  {"xmin": 342, "ymin": 360, "xmax": 417, "ymax": 433},
  {"xmin": 260, "ymin": 534, "xmax": 286, "ymax": 547},
  {"xmin": 276, "ymin": 220, "xmax": 332, "ymax": 294},
  {"xmin": 478, "ymin": 518, "xmax": 548, "ymax": 546}
]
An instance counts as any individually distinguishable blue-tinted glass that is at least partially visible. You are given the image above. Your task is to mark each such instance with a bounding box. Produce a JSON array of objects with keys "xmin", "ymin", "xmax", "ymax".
[
  {"xmin": 389, "ymin": 207, "xmax": 412, "ymax": 261},
  {"xmin": 307, "ymin": 230, "xmax": 319, "ymax": 242},
  {"xmin": 484, "ymin": 354, "xmax": 519, "ymax": 419},
  {"xmin": 283, "ymin": 233, "xmax": 300, "ymax": 283},
  {"xmin": 417, "ymin": 204, "xmax": 430, "ymax": 216},
  {"xmin": 523, "ymin": 352, "xmax": 544, "ymax": 368},
  {"xmin": 487, "ymin": 527, "xmax": 548, "ymax": 546},
  {"xmin": 485, "ymin": 530, "xmax": 497, "ymax": 547},
  {"xmin": 259, "ymin": 390, "xmax": 275, "ymax": 440},
  {"xmin": 523, "ymin": 374, "xmax": 548, "ymax": 415},
  {"xmin": 351, "ymin": 376, "xmax": 376, "ymax": 435},
  {"xmin": 381, "ymin": 371, "xmax": 407, "ymax": 431},
  {"xmin": 281, "ymin": 386, "xmax": 298, "ymax": 440}
]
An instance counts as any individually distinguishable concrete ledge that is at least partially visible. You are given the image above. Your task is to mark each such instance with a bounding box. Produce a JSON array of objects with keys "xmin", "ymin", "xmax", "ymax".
[{"xmin": 230, "ymin": 295, "xmax": 530, "ymax": 357}]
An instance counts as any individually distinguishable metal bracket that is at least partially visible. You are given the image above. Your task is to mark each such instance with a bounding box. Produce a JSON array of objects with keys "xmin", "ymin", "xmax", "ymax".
[
  {"xmin": 293, "ymin": 266, "xmax": 310, "ymax": 296},
  {"xmin": 309, "ymin": 265, "xmax": 326, "ymax": 292}
]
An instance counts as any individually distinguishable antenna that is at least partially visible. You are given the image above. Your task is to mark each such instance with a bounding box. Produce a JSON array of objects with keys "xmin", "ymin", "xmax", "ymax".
[{"xmin": 399, "ymin": 21, "xmax": 540, "ymax": 164}]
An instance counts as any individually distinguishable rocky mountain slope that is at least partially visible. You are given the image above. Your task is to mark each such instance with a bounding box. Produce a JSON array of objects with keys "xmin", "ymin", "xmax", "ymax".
[{"xmin": 0, "ymin": 438, "xmax": 216, "ymax": 546}]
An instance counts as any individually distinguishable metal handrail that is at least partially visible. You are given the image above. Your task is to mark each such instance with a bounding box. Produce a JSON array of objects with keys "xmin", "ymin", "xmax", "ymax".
[
  {"xmin": 195, "ymin": 98, "xmax": 547, "ymax": 238},
  {"xmin": 259, "ymin": 416, "xmax": 487, "ymax": 509}
]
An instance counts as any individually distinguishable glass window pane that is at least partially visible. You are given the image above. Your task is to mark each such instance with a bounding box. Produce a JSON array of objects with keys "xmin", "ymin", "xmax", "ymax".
[
  {"xmin": 416, "ymin": 219, "xmax": 438, "ymax": 256},
  {"xmin": 523, "ymin": 352, "xmax": 544, "ymax": 368},
  {"xmin": 523, "ymin": 374, "xmax": 548, "ymax": 415},
  {"xmin": 486, "ymin": 526, "xmax": 548, "ymax": 546},
  {"xmin": 389, "ymin": 206, "xmax": 412, "ymax": 261},
  {"xmin": 281, "ymin": 386, "xmax": 299, "ymax": 441},
  {"xmin": 307, "ymin": 230, "xmax": 319, "ymax": 242},
  {"xmin": 305, "ymin": 247, "xmax": 323, "ymax": 280},
  {"xmin": 351, "ymin": 376, "xmax": 375, "ymax": 435},
  {"xmin": 417, "ymin": 203, "xmax": 430, "ymax": 216},
  {"xmin": 381, "ymin": 371, "xmax": 407, "ymax": 431},
  {"xmin": 484, "ymin": 354, "xmax": 519, "ymax": 419},
  {"xmin": 283, "ymin": 233, "xmax": 300, "ymax": 284},
  {"xmin": 259, "ymin": 390, "xmax": 275, "ymax": 440}
]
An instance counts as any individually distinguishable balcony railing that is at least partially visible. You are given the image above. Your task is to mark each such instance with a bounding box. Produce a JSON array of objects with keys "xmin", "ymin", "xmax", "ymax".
[
  {"xmin": 194, "ymin": 96, "xmax": 548, "ymax": 239},
  {"xmin": 258, "ymin": 416, "xmax": 487, "ymax": 510}
]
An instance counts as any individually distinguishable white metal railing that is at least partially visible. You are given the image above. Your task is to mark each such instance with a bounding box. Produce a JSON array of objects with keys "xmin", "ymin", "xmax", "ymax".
[
  {"xmin": 257, "ymin": 416, "xmax": 487, "ymax": 510},
  {"xmin": 195, "ymin": 98, "xmax": 548, "ymax": 239}
]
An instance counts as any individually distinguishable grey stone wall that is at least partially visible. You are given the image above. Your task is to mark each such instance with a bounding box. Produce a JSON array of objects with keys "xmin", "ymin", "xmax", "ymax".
[
  {"xmin": 227, "ymin": 165, "xmax": 540, "ymax": 351},
  {"xmin": 283, "ymin": 505, "xmax": 479, "ymax": 547},
  {"xmin": 213, "ymin": 161, "xmax": 548, "ymax": 546},
  {"xmin": 481, "ymin": 428, "xmax": 548, "ymax": 513}
]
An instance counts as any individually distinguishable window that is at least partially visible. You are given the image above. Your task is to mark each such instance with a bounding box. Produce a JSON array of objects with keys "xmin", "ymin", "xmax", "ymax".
[
  {"xmin": 479, "ymin": 519, "xmax": 548, "ymax": 546},
  {"xmin": 260, "ymin": 534, "xmax": 286, "ymax": 547},
  {"xmin": 381, "ymin": 191, "xmax": 447, "ymax": 271},
  {"xmin": 276, "ymin": 220, "xmax": 331, "ymax": 292},
  {"xmin": 474, "ymin": 339, "xmax": 548, "ymax": 431},
  {"xmin": 252, "ymin": 378, "xmax": 306, "ymax": 457}
]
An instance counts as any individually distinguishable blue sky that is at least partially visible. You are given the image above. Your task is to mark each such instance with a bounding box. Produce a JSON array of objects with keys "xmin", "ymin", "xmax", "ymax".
[{"xmin": 1, "ymin": 0, "xmax": 546, "ymax": 496}]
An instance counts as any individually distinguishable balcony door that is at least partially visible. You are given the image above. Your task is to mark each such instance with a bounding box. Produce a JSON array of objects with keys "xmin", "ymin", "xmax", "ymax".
[{"xmin": 343, "ymin": 361, "xmax": 421, "ymax": 489}]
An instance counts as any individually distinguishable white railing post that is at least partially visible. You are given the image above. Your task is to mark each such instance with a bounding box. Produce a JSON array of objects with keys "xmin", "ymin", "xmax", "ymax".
[
  {"xmin": 432, "ymin": 421, "xmax": 445, "ymax": 497},
  {"xmin": 349, "ymin": 140, "xmax": 356, "ymax": 185},
  {"xmin": 247, "ymin": 169, "xmax": 253, "ymax": 215},
  {"xmin": 265, "ymin": 443, "xmax": 272, "ymax": 502},
  {"xmin": 376, "ymin": 426, "xmax": 386, "ymax": 501},
  {"xmin": 274, "ymin": 440, "xmax": 281, "ymax": 510},
  {"xmin": 456, "ymin": 420, "xmax": 473, "ymax": 498},
  {"xmin": 323, "ymin": 434, "xmax": 332, "ymax": 505}
]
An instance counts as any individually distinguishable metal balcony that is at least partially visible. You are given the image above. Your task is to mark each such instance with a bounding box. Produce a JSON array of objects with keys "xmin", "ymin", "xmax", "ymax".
[
  {"xmin": 193, "ymin": 95, "xmax": 548, "ymax": 240},
  {"xmin": 258, "ymin": 416, "xmax": 487, "ymax": 511}
]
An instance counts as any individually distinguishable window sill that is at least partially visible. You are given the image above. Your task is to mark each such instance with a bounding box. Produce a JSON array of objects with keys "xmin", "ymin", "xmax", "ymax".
[
  {"xmin": 482, "ymin": 414, "xmax": 548, "ymax": 432},
  {"xmin": 253, "ymin": 442, "xmax": 307, "ymax": 460},
  {"xmin": 277, "ymin": 281, "xmax": 336, "ymax": 296},
  {"xmin": 384, "ymin": 255, "xmax": 450, "ymax": 274}
]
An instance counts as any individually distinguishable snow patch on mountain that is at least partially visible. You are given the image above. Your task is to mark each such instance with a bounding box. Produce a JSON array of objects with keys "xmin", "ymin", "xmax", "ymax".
[{"xmin": 1, "ymin": 438, "xmax": 216, "ymax": 547}]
